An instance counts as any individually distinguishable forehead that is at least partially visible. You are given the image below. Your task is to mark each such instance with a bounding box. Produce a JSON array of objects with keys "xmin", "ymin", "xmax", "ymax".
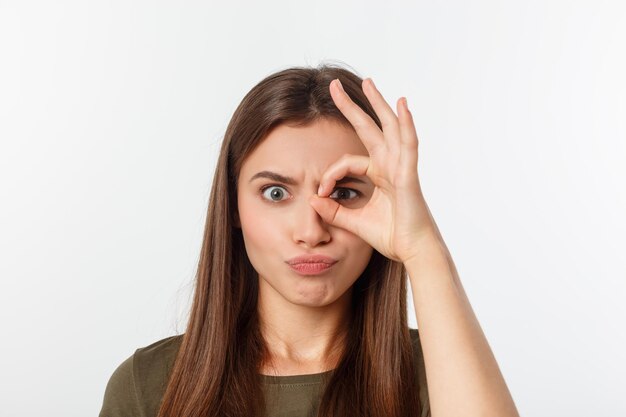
[{"xmin": 240, "ymin": 119, "xmax": 368, "ymax": 177}]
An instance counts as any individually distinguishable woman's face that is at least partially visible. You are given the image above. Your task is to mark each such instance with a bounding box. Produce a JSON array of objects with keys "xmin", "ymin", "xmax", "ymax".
[{"xmin": 236, "ymin": 118, "xmax": 375, "ymax": 308}]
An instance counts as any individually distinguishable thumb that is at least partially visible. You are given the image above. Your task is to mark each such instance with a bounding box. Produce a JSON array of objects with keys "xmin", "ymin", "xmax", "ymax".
[{"xmin": 309, "ymin": 194, "xmax": 355, "ymax": 233}]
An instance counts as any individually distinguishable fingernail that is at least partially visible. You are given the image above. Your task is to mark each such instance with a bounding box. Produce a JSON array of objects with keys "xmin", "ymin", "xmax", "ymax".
[
  {"xmin": 368, "ymin": 78, "xmax": 376, "ymax": 89},
  {"xmin": 403, "ymin": 97, "xmax": 409, "ymax": 109},
  {"xmin": 336, "ymin": 79, "xmax": 345, "ymax": 92}
]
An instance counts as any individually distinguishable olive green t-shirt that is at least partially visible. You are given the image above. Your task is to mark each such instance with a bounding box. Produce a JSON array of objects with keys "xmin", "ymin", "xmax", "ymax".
[{"xmin": 99, "ymin": 328, "xmax": 430, "ymax": 417}]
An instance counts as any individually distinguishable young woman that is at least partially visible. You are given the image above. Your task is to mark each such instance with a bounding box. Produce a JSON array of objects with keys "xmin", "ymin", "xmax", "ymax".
[{"xmin": 99, "ymin": 64, "xmax": 520, "ymax": 417}]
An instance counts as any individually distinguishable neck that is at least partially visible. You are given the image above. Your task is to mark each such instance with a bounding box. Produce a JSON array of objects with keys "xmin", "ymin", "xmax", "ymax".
[{"xmin": 257, "ymin": 281, "xmax": 353, "ymax": 375}]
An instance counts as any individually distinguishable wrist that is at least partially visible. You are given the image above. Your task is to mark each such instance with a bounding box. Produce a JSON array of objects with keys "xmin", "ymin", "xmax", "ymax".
[{"xmin": 401, "ymin": 232, "xmax": 449, "ymax": 268}]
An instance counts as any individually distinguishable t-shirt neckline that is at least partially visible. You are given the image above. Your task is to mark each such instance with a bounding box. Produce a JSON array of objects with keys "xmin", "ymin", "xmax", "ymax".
[{"xmin": 259, "ymin": 368, "xmax": 334, "ymax": 385}]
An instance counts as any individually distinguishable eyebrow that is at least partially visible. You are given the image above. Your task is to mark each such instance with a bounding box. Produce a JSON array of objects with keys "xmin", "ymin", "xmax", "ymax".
[{"xmin": 249, "ymin": 170, "xmax": 368, "ymax": 186}]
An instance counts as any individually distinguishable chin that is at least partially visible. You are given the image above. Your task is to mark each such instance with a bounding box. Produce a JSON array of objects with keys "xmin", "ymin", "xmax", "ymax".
[
  {"xmin": 292, "ymin": 299, "xmax": 335, "ymax": 308},
  {"xmin": 290, "ymin": 284, "xmax": 349, "ymax": 308},
  {"xmin": 290, "ymin": 294, "xmax": 331, "ymax": 307}
]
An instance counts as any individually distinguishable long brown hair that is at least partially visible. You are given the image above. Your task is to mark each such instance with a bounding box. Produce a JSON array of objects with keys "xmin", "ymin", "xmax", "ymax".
[{"xmin": 156, "ymin": 62, "xmax": 422, "ymax": 417}]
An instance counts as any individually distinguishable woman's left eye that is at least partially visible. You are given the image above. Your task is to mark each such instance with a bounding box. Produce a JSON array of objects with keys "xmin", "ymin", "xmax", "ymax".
[{"xmin": 329, "ymin": 188, "xmax": 360, "ymax": 201}]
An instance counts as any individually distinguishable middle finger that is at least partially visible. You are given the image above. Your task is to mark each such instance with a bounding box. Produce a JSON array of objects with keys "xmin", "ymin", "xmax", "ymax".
[
  {"xmin": 361, "ymin": 78, "xmax": 401, "ymax": 145},
  {"xmin": 330, "ymin": 79, "xmax": 385, "ymax": 152}
]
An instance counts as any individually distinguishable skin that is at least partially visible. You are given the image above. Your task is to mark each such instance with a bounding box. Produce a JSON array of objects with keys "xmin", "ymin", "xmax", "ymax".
[
  {"xmin": 235, "ymin": 118, "xmax": 376, "ymax": 375},
  {"xmin": 239, "ymin": 76, "xmax": 520, "ymax": 416}
]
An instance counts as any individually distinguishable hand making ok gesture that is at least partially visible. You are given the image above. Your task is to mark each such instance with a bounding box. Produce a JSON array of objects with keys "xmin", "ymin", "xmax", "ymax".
[{"xmin": 309, "ymin": 78, "xmax": 439, "ymax": 265}]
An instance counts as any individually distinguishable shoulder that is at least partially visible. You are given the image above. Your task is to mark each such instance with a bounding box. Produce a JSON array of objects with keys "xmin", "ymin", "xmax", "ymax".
[
  {"xmin": 408, "ymin": 327, "xmax": 431, "ymax": 417},
  {"xmin": 99, "ymin": 335, "xmax": 184, "ymax": 417},
  {"xmin": 409, "ymin": 327, "xmax": 425, "ymax": 359},
  {"xmin": 133, "ymin": 334, "xmax": 183, "ymax": 383},
  {"xmin": 409, "ymin": 327, "xmax": 420, "ymax": 343},
  {"xmin": 408, "ymin": 327, "xmax": 425, "ymax": 366}
]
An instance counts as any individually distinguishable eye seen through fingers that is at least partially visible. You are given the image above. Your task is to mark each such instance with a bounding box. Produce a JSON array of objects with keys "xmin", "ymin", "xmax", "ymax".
[{"xmin": 260, "ymin": 184, "xmax": 361, "ymax": 204}]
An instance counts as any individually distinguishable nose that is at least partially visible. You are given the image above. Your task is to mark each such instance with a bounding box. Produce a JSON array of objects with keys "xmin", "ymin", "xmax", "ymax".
[{"xmin": 292, "ymin": 192, "xmax": 331, "ymax": 247}]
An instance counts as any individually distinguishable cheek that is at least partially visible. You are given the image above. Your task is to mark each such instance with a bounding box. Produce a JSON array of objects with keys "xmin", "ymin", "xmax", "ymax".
[
  {"xmin": 238, "ymin": 197, "xmax": 283, "ymax": 264},
  {"xmin": 352, "ymin": 242, "xmax": 374, "ymax": 269},
  {"xmin": 240, "ymin": 206, "xmax": 267, "ymax": 244},
  {"xmin": 338, "ymin": 231, "xmax": 374, "ymax": 269}
]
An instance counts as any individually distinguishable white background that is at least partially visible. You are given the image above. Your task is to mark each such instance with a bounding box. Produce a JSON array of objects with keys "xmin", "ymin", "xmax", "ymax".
[{"xmin": 1, "ymin": 1, "xmax": 625, "ymax": 416}]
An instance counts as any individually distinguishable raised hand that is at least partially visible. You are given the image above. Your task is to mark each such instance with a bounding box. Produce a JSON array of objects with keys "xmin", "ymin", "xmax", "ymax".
[{"xmin": 308, "ymin": 78, "xmax": 438, "ymax": 265}]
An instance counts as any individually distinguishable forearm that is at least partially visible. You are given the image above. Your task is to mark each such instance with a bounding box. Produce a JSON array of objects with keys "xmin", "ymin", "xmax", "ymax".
[{"xmin": 405, "ymin": 235, "xmax": 520, "ymax": 417}]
